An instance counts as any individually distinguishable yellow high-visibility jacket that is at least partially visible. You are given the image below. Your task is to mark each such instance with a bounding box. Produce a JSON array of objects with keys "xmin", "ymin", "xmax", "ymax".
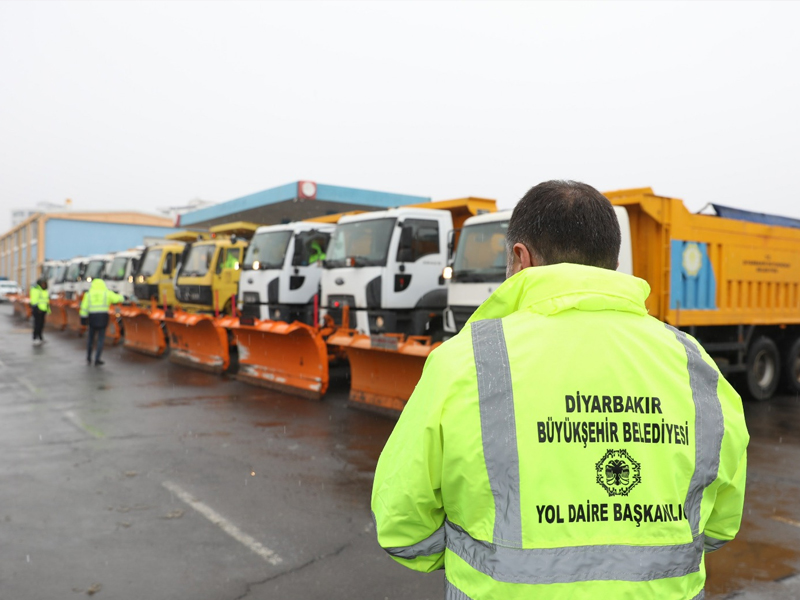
[
  {"xmin": 29, "ymin": 284, "xmax": 50, "ymax": 313},
  {"xmin": 79, "ymin": 279, "xmax": 124, "ymax": 317},
  {"xmin": 372, "ymin": 263, "xmax": 749, "ymax": 600}
]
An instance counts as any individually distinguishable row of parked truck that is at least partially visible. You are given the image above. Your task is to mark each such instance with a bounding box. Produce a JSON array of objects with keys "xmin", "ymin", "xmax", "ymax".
[{"xmin": 19, "ymin": 187, "xmax": 800, "ymax": 414}]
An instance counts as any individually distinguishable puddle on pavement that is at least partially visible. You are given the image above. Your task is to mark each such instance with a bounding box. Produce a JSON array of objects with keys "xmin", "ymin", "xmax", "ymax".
[
  {"xmin": 139, "ymin": 394, "xmax": 238, "ymax": 408},
  {"xmin": 704, "ymin": 468, "xmax": 800, "ymax": 597},
  {"xmin": 706, "ymin": 539, "xmax": 798, "ymax": 597},
  {"xmin": 253, "ymin": 421, "xmax": 289, "ymax": 428}
]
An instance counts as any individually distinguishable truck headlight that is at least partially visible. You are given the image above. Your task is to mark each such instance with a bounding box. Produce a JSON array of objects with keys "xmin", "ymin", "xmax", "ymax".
[{"xmin": 442, "ymin": 266, "xmax": 453, "ymax": 280}]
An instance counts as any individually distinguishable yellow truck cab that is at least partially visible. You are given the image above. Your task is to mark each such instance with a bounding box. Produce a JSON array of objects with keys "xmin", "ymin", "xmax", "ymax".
[
  {"xmin": 174, "ymin": 222, "xmax": 259, "ymax": 314},
  {"xmin": 133, "ymin": 232, "xmax": 209, "ymax": 308}
]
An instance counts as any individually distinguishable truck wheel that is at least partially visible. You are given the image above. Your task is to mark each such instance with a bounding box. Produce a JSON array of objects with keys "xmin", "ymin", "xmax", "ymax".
[
  {"xmin": 746, "ymin": 336, "xmax": 780, "ymax": 401},
  {"xmin": 783, "ymin": 338, "xmax": 800, "ymax": 396}
]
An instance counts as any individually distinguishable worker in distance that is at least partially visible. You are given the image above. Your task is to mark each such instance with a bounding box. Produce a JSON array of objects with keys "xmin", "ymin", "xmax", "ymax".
[
  {"xmin": 80, "ymin": 277, "xmax": 125, "ymax": 366},
  {"xmin": 372, "ymin": 180, "xmax": 749, "ymax": 599}
]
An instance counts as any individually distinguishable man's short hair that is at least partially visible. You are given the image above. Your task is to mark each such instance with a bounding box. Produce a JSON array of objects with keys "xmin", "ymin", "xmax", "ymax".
[{"xmin": 507, "ymin": 180, "xmax": 621, "ymax": 270}]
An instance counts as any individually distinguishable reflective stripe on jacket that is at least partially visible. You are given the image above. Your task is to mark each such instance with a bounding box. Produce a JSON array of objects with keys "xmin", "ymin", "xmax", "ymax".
[
  {"xmin": 29, "ymin": 285, "xmax": 50, "ymax": 313},
  {"xmin": 79, "ymin": 279, "xmax": 124, "ymax": 317},
  {"xmin": 372, "ymin": 263, "xmax": 749, "ymax": 600}
]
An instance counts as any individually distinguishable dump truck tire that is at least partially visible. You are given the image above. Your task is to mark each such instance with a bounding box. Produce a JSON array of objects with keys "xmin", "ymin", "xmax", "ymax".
[
  {"xmin": 746, "ymin": 336, "xmax": 780, "ymax": 401},
  {"xmin": 782, "ymin": 337, "xmax": 800, "ymax": 396}
]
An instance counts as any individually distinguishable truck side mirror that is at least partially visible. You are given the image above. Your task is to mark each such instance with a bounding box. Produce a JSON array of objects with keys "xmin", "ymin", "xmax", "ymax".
[{"xmin": 447, "ymin": 229, "xmax": 459, "ymax": 262}]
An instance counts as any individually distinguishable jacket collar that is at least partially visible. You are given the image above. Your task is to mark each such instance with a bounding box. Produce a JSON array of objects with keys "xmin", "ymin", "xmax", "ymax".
[{"xmin": 467, "ymin": 263, "xmax": 650, "ymax": 323}]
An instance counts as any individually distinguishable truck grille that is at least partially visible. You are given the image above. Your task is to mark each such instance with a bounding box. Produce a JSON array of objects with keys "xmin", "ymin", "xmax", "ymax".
[
  {"xmin": 176, "ymin": 285, "xmax": 213, "ymax": 305},
  {"xmin": 450, "ymin": 305, "xmax": 476, "ymax": 332},
  {"xmin": 241, "ymin": 303, "xmax": 261, "ymax": 320},
  {"xmin": 134, "ymin": 283, "xmax": 159, "ymax": 301}
]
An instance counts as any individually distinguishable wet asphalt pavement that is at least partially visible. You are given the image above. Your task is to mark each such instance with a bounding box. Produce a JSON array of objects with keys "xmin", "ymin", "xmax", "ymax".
[{"xmin": 1, "ymin": 306, "xmax": 799, "ymax": 599}]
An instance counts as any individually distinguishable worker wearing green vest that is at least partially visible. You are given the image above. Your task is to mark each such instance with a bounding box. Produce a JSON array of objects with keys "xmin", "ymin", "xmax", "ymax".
[
  {"xmin": 29, "ymin": 277, "xmax": 51, "ymax": 346},
  {"xmin": 79, "ymin": 278, "xmax": 124, "ymax": 366},
  {"xmin": 309, "ymin": 240, "xmax": 326, "ymax": 264},
  {"xmin": 372, "ymin": 180, "xmax": 749, "ymax": 600}
]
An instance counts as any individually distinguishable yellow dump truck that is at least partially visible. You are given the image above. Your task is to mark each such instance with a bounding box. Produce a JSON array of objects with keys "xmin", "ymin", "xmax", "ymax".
[
  {"xmin": 445, "ymin": 187, "xmax": 800, "ymax": 403},
  {"xmin": 133, "ymin": 232, "xmax": 208, "ymax": 308},
  {"xmin": 173, "ymin": 222, "xmax": 258, "ymax": 314},
  {"xmin": 608, "ymin": 187, "xmax": 800, "ymax": 400}
]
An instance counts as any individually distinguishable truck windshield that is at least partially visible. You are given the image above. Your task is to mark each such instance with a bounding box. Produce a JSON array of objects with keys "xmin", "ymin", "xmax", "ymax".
[
  {"xmin": 324, "ymin": 218, "xmax": 397, "ymax": 268},
  {"xmin": 179, "ymin": 244, "xmax": 216, "ymax": 277},
  {"xmin": 106, "ymin": 257, "xmax": 129, "ymax": 281},
  {"xmin": 54, "ymin": 265, "xmax": 67, "ymax": 283},
  {"xmin": 243, "ymin": 231, "xmax": 292, "ymax": 270},
  {"xmin": 65, "ymin": 262, "xmax": 84, "ymax": 282},
  {"xmin": 453, "ymin": 220, "xmax": 508, "ymax": 283},
  {"xmin": 85, "ymin": 260, "xmax": 107, "ymax": 281},
  {"xmin": 137, "ymin": 248, "xmax": 162, "ymax": 278}
]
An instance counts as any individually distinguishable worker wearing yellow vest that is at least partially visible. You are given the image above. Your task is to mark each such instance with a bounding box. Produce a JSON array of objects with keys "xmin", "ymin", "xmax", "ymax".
[
  {"xmin": 80, "ymin": 278, "xmax": 124, "ymax": 366},
  {"xmin": 372, "ymin": 180, "xmax": 749, "ymax": 600},
  {"xmin": 29, "ymin": 277, "xmax": 51, "ymax": 346}
]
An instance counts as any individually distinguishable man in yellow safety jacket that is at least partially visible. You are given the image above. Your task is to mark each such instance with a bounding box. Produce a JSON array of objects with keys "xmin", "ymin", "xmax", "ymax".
[
  {"xmin": 79, "ymin": 278, "xmax": 124, "ymax": 366},
  {"xmin": 372, "ymin": 180, "xmax": 749, "ymax": 600},
  {"xmin": 29, "ymin": 277, "xmax": 51, "ymax": 346}
]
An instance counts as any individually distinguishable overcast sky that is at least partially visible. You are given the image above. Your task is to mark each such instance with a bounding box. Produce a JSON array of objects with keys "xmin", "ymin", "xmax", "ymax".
[{"xmin": 1, "ymin": 1, "xmax": 799, "ymax": 233}]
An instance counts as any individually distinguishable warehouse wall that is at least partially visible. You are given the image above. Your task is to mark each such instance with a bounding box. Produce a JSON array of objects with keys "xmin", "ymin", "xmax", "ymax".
[{"xmin": 45, "ymin": 219, "xmax": 178, "ymax": 260}]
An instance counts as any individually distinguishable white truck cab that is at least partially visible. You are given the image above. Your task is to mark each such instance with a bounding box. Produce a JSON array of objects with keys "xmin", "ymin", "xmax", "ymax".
[
  {"xmin": 104, "ymin": 248, "xmax": 144, "ymax": 298},
  {"xmin": 79, "ymin": 254, "xmax": 114, "ymax": 296},
  {"xmin": 321, "ymin": 208, "xmax": 450, "ymax": 338},
  {"xmin": 62, "ymin": 257, "xmax": 88, "ymax": 300},
  {"xmin": 443, "ymin": 210, "xmax": 511, "ymax": 335},
  {"xmin": 41, "ymin": 260, "xmax": 67, "ymax": 293},
  {"xmin": 239, "ymin": 222, "xmax": 334, "ymax": 323},
  {"xmin": 443, "ymin": 206, "xmax": 634, "ymax": 336}
]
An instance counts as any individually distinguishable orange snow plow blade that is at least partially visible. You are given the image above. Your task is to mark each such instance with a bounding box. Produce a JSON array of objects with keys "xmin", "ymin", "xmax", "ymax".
[
  {"xmin": 65, "ymin": 299, "xmax": 86, "ymax": 335},
  {"xmin": 120, "ymin": 304, "xmax": 167, "ymax": 357},
  {"xmin": 12, "ymin": 295, "xmax": 31, "ymax": 320},
  {"xmin": 233, "ymin": 319, "xmax": 330, "ymax": 400},
  {"xmin": 328, "ymin": 333, "xmax": 439, "ymax": 416},
  {"xmin": 163, "ymin": 310, "xmax": 233, "ymax": 374},
  {"xmin": 48, "ymin": 298, "xmax": 68, "ymax": 331}
]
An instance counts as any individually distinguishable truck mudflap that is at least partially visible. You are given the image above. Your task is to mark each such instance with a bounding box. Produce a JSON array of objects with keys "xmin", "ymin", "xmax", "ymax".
[
  {"xmin": 328, "ymin": 333, "xmax": 440, "ymax": 416},
  {"xmin": 65, "ymin": 298, "xmax": 86, "ymax": 336},
  {"xmin": 232, "ymin": 319, "xmax": 330, "ymax": 401},
  {"xmin": 120, "ymin": 304, "xmax": 168, "ymax": 357},
  {"xmin": 163, "ymin": 310, "xmax": 236, "ymax": 374},
  {"xmin": 48, "ymin": 298, "xmax": 68, "ymax": 331}
]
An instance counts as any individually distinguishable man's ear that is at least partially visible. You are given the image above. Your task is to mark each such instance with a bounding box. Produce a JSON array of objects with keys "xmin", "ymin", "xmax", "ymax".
[{"xmin": 513, "ymin": 243, "xmax": 537, "ymax": 269}]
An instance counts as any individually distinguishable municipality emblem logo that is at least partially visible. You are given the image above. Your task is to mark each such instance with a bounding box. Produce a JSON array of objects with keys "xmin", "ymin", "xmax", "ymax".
[
  {"xmin": 596, "ymin": 449, "xmax": 641, "ymax": 497},
  {"xmin": 682, "ymin": 242, "xmax": 703, "ymax": 277}
]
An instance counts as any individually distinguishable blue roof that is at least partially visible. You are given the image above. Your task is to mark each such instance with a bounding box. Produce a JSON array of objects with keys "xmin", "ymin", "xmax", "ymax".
[
  {"xmin": 180, "ymin": 181, "xmax": 430, "ymax": 226},
  {"xmin": 712, "ymin": 204, "xmax": 800, "ymax": 230}
]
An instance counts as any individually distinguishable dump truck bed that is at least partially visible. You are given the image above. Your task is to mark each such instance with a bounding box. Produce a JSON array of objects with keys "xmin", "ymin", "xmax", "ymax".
[{"xmin": 609, "ymin": 189, "xmax": 800, "ymax": 327}]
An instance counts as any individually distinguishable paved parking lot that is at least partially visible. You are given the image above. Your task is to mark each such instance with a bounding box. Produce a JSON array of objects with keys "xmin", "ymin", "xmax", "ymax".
[{"xmin": 1, "ymin": 308, "xmax": 798, "ymax": 599}]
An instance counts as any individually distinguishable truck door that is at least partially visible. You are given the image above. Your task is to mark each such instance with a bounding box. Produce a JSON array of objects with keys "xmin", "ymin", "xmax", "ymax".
[
  {"xmin": 386, "ymin": 218, "xmax": 445, "ymax": 310},
  {"xmin": 288, "ymin": 230, "xmax": 332, "ymax": 303},
  {"xmin": 217, "ymin": 247, "xmax": 241, "ymax": 310}
]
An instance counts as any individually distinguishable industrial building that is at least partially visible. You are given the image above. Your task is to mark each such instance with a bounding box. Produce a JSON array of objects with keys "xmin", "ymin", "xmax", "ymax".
[
  {"xmin": 178, "ymin": 180, "xmax": 430, "ymax": 228},
  {"xmin": 0, "ymin": 211, "xmax": 177, "ymax": 290},
  {"xmin": 1, "ymin": 180, "xmax": 429, "ymax": 291}
]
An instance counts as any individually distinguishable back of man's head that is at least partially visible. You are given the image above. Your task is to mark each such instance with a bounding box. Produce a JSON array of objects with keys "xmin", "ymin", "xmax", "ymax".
[{"xmin": 506, "ymin": 180, "xmax": 621, "ymax": 272}]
